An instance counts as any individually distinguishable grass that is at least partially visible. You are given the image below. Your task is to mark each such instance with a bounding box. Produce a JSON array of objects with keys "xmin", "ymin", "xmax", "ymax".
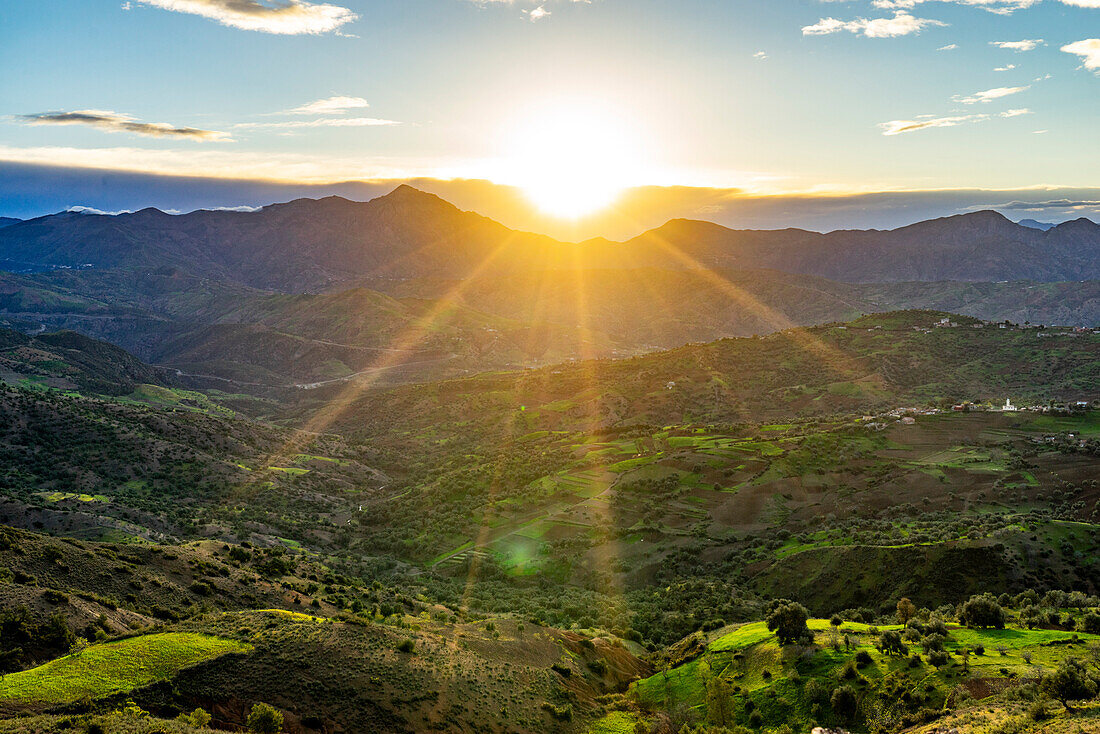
[
  {"xmin": 0, "ymin": 633, "xmax": 251, "ymax": 706},
  {"xmin": 588, "ymin": 711, "xmax": 644, "ymax": 733},
  {"xmin": 631, "ymin": 617, "xmax": 1100, "ymax": 731}
]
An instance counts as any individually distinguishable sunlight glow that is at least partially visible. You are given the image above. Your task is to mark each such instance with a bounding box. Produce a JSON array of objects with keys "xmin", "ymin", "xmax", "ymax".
[{"xmin": 502, "ymin": 103, "xmax": 641, "ymax": 219}]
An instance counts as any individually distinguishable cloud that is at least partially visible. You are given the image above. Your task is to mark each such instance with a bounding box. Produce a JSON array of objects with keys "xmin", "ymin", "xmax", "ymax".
[
  {"xmin": 954, "ymin": 85, "xmax": 1029, "ymax": 103},
  {"xmin": 879, "ymin": 108, "xmax": 1029, "ymax": 135},
  {"xmin": 802, "ymin": 11, "xmax": 946, "ymax": 37},
  {"xmin": 527, "ymin": 5, "xmax": 550, "ymax": 20},
  {"xmin": 287, "ymin": 96, "xmax": 370, "ymax": 115},
  {"xmin": 994, "ymin": 64, "xmax": 1017, "ymax": 71},
  {"xmin": 1062, "ymin": 38, "xmax": 1100, "ymax": 71},
  {"xmin": 873, "ymin": 0, "xmax": 1039, "ymax": 15},
  {"xmin": 753, "ymin": 51, "xmax": 768, "ymax": 60},
  {"xmin": 992, "ymin": 198, "xmax": 1100, "ymax": 210},
  {"xmin": 135, "ymin": 0, "xmax": 356, "ymax": 35},
  {"xmin": 234, "ymin": 117, "xmax": 401, "ymax": 130},
  {"xmin": 67, "ymin": 205, "xmax": 134, "ymax": 216},
  {"xmin": 990, "ymin": 39, "xmax": 1044, "ymax": 51},
  {"xmin": 937, "ymin": 43, "xmax": 958, "ymax": 50},
  {"xmin": 16, "ymin": 110, "xmax": 231, "ymax": 141}
]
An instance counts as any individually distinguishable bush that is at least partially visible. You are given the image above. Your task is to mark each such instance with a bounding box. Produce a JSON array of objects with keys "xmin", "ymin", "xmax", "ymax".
[
  {"xmin": 396, "ymin": 638, "xmax": 415, "ymax": 653},
  {"xmin": 247, "ymin": 703, "xmax": 284, "ymax": 733},
  {"xmin": 766, "ymin": 600, "xmax": 812, "ymax": 646},
  {"xmin": 831, "ymin": 685, "xmax": 858, "ymax": 721},
  {"xmin": 748, "ymin": 710, "xmax": 763, "ymax": 727},
  {"xmin": 541, "ymin": 702, "xmax": 573, "ymax": 721},
  {"xmin": 855, "ymin": 650, "xmax": 873, "ymax": 666},
  {"xmin": 1079, "ymin": 611, "xmax": 1100, "ymax": 634},
  {"xmin": 959, "ymin": 593, "xmax": 1006, "ymax": 629},
  {"xmin": 928, "ymin": 650, "xmax": 950, "ymax": 667}
]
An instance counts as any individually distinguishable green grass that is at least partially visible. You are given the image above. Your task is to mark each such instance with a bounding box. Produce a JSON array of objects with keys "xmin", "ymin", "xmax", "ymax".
[
  {"xmin": 0, "ymin": 633, "xmax": 251, "ymax": 706},
  {"xmin": 588, "ymin": 711, "xmax": 644, "ymax": 733}
]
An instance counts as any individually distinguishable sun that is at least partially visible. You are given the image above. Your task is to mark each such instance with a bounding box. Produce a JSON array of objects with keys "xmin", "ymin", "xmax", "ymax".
[{"xmin": 502, "ymin": 104, "xmax": 640, "ymax": 219}]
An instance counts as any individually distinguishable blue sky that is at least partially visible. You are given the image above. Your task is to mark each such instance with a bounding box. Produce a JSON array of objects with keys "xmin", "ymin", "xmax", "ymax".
[{"xmin": 0, "ymin": 0, "xmax": 1097, "ymax": 232}]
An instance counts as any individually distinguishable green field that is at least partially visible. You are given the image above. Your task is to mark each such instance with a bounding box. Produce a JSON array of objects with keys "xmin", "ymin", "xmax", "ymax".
[{"xmin": 0, "ymin": 633, "xmax": 251, "ymax": 706}]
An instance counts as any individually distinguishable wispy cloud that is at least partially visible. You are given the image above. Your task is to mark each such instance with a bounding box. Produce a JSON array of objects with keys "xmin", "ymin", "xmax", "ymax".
[
  {"xmin": 871, "ymin": 0, "xmax": 1039, "ymax": 15},
  {"xmin": 879, "ymin": 108, "xmax": 1029, "ymax": 135},
  {"xmin": 1062, "ymin": 38, "xmax": 1100, "ymax": 71},
  {"xmin": 135, "ymin": 0, "xmax": 356, "ymax": 35},
  {"xmin": 990, "ymin": 39, "xmax": 1045, "ymax": 51},
  {"xmin": 527, "ymin": 5, "xmax": 550, "ymax": 20},
  {"xmin": 802, "ymin": 11, "xmax": 946, "ymax": 37},
  {"xmin": 287, "ymin": 96, "xmax": 371, "ymax": 115},
  {"xmin": 937, "ymin": 43, "xmax": 958, "ymax": 50},
  {"xmin": 234, "ymin": 117, "xmax": 401, "ymax": 130},
  {"xmin": 994, "ymin": 64, "xmax": 1017, "ymax": 71},
  {"xmin": 753, "ymin": 51, "xmax": 769, "ymax": 60},
  {"xmin": 954, "ymin": 85, "xmax": 1029, "ymax": 104},
  {"xmin": 16, "ymin": 110, "xmax": 231, "ymax": 141}
]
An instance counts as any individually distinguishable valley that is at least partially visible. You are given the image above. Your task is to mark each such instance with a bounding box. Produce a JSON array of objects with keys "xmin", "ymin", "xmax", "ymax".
[{"xmin": 0, "ymin": 191, "xmax": 1097, "ymax": 734}]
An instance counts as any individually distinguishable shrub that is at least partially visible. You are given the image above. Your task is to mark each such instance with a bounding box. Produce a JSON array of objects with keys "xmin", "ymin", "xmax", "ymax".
[
  {"xmin": 959, "ymin": 593, "xmax": 1006, "ymax": 629},
  {"xmin": 541, "ymin": 702, "xmax": 573, "ymax": 721},
  {"xmin": 831, "ymin": 685, "xmax": 858, "ymax": 721},
  {"xmin": 855, "ymin": 650, "xmax": 873, "ymax": 666},
  {"xmin": 396, "ymin": 639, "xmax": 415, "ymax": 653},
  {"xmin": 766, "ymin": 600, "xmax": 812, "ymax": 646},
  {"xmin": 748, "ymin": 710, "xmax": 763, "ymax": 727},
  {"xmin": 1041, "ymin": 659, "xmax": 1097, "ymax": 712},
  {"xmin": 247, "ymin": 703, "xmax": 283, "ymax": 733},
  {"xmin": 1079, "ymin": 611, "xmax": 1100, "ymax": 634},
  {"xmin": 928, "ymin": 650, "xmax": 949, "ymax": 667}
]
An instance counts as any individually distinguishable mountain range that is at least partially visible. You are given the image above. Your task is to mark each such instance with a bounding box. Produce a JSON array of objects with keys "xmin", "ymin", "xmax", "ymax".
[
  {"xmin": 2, "ymin": 185, "xmax": 1098, "ymax": 288},
  {"xmin": 0, "ymin": 186, "xmax": 1098, "ymax": 390}
]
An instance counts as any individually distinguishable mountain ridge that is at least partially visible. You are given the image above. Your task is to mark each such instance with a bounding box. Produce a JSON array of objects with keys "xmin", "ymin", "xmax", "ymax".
[{"xmin": 1, "ymin": 187, "xmax": 1098, "ymax": 288}]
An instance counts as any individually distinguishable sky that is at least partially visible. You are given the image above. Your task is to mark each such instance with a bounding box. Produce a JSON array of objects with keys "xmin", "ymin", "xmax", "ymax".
[{"xmin": 0, "ymin": 0, "xmax": 1097, "ymax": 236}]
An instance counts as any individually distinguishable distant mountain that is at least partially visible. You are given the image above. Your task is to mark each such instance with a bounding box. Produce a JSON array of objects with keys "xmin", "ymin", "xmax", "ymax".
[
  {"xmin": 1, "ymin": 187, "xmax": 1098, "ymax": 288},
  {"xmin": 1017, "ymin": 218, "xmax": 1057, "ymax": 231},
  {"xmin": 630, "ymin": 210, "xmax": 1100, "ymax": 282},
  {"xmin": 0, "ymin": 217, "xmax": 20, "ymax": 229}
]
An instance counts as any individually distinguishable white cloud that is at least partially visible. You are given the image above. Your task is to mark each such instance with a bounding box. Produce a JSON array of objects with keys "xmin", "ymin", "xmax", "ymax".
[
  {"xmin": 1062, "ymin": 38, "xmax": 1100, "ymax": 71},
  {"xmin": 135, "ymin": 0, "xmax": 356, "ymax": 35},
  {"xmin": 287, "ymin": 96, "xmax": 370, "ymax": 115},
  {"xmin": 16, "ymin": 110, "xmax": 231, "ymax": 141},
  {"xmin": 990, "ymin": 39, "xmax": 1044, "ymax": 51},
  {"xmin": 234, "ymin": 117, "xmax": 401, "ymax": 130},
  {"xmin": 67, "ymin": 205, "xmax": 133, "ymax": 216},
  {"xmin": 954, "ymin": 85, "xmax": 1029, "ymax": 103},
  {"xmin": 527, "ymin": 5, "xmax": 550, "ymax": 20},
  {"xmin": 753, "ymin": 51, "xmax": 768, "ymax": 60},
  {"xmin": 994, "ymin": 64, "xmax": 1017, "ymax": 71},
  {"xmin": 879, "ymin": 108, "xmax": 1030, "ymax": 135},
  {"xmin": 937, "ymin": 43, "xmax": 958, "ymax": 50},
  {"xmin": 833, "ymin": 0, "xmax": 1100, "ymax": 12},
  {"xmin": 873, "ymin": 0, "xmax": 1039, "ymax": 15},
  {"xmin": 802, "ymin": 11, "xmax": 946, "ymax": 37}
]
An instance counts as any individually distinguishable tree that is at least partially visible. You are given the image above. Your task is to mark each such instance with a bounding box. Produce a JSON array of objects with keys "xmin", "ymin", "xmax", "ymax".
[
  {"xmin": 831, "ymin": 684, "xmax": 858, "ymax": 721},
  {"xmin": 958, "ymin": 593, "xmax": 1005, "ymax": 629},
  {"xmin": 705, "ymin": 676, "xmax": 733, "ymax": 727},
  {"xmin": 1079, "ymin": 611, "xmax": 1100, "ymax": 635},
  {"xmin": 1041, "ymin": 659, "xmax": 1097, "ymax": 712},
  {"xmin": 247, "ymin": 703, "xmax": 284, "ymax": 734},
  {"xmin": 766, "ymin": 600, "xmax": 812, "ymax": 646},
  {"xmin": 878, "ymin": 630, "xmax": 908, "ymax": 656},
  {"xmin": 896, "ymin": 598, "xmax": 916, "ymax": 625}
]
